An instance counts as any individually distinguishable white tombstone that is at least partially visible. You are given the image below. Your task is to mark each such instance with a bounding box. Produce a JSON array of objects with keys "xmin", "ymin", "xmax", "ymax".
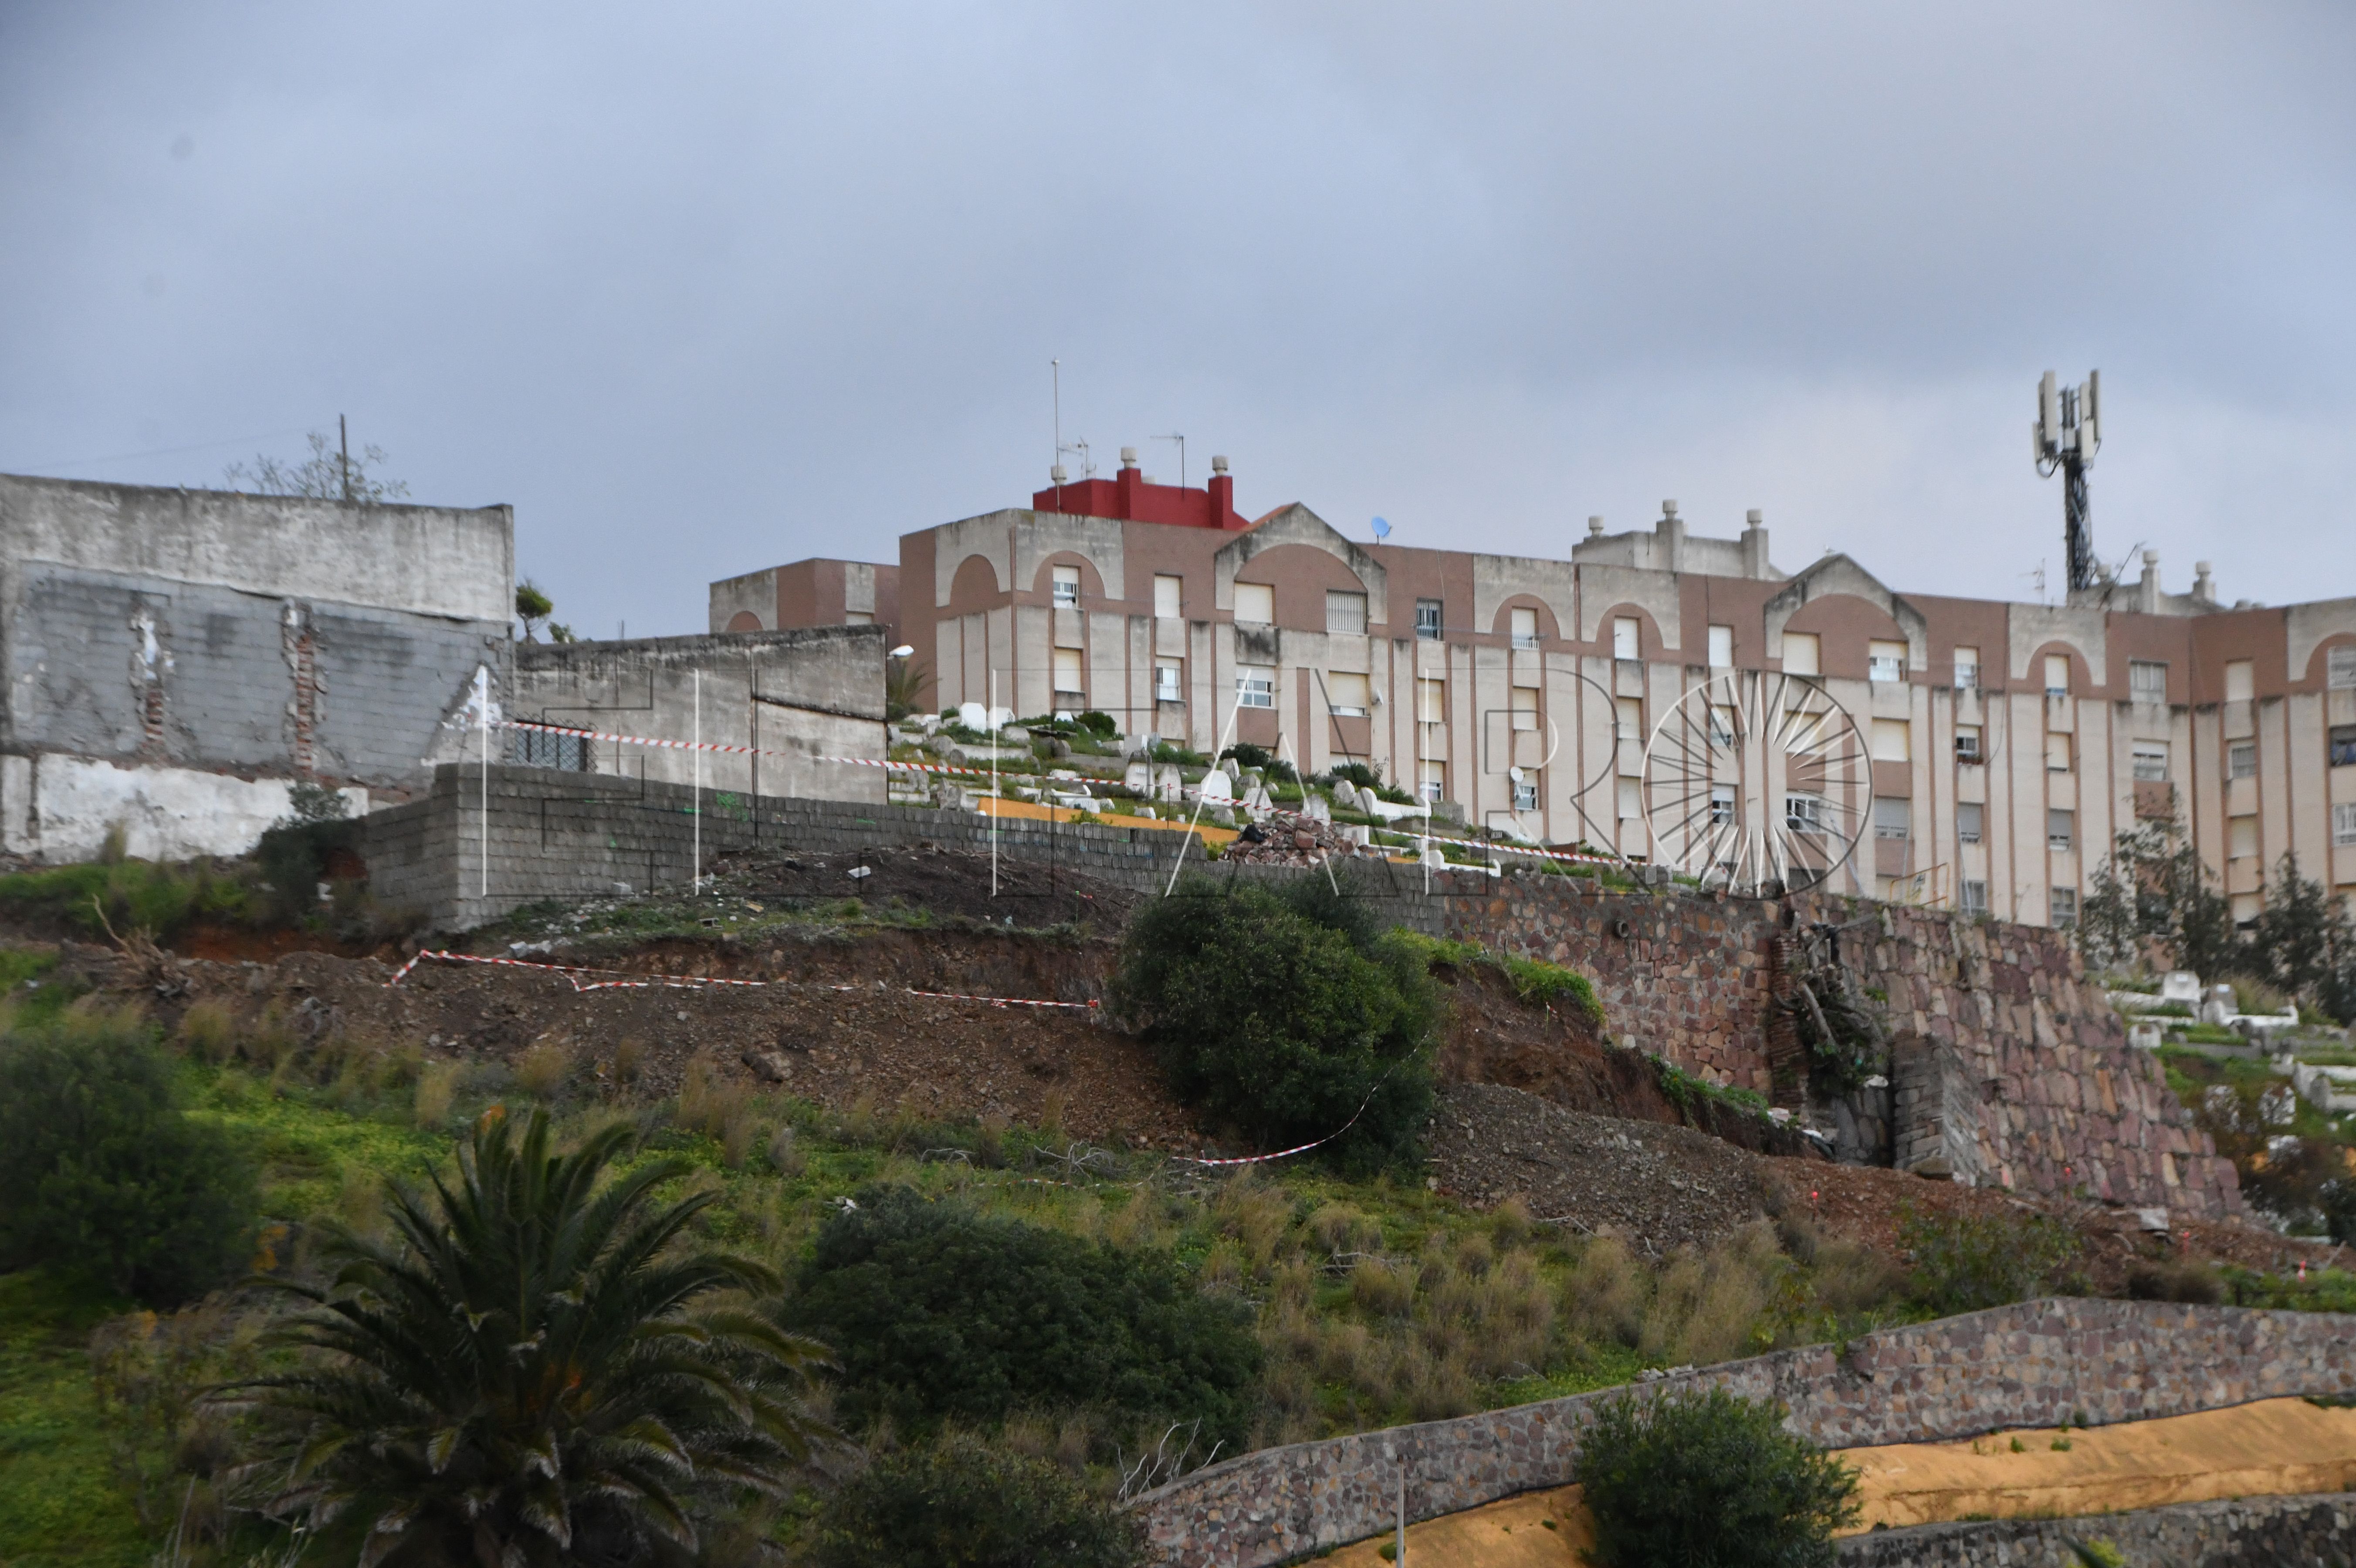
[
  {"xmin": 2160, "ymin": 971, "xmax": 2202, "ymax": 1005},
  {"xmin": 2202, "ymin": 985, "xmax": 2236, "ymax": 1027},
  {"xmin": 1124, "ymin": 761, "xmax": 1151, "ymax": 793},
  {"xmin": 1153, "ymin": 764, "xmax": 1184, "ymax": 803},
  {"xmin": 1302, "ymin": 792, "xmax": 1332, "ymax": 823},
  {"xmin": 1197, "ymin": 770, "xmax": 1234, "ymax": 803},
  {"xmin": 2126, "ymin": 1018, "xmax": 2163, "ymax": 1051},
  {"xmin": 956, "ymin": 701, "xmax": 990, "ymax": 732}
]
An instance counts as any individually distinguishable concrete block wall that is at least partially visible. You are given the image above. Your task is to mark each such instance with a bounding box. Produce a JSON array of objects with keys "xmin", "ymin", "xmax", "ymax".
[{"xmin": 1131, "ymin": 1299, "xmax": 2356, "ymax": 1567}]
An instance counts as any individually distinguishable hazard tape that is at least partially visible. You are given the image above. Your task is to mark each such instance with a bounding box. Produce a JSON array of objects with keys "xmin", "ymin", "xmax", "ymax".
[
  {"xmin": 501, "ymin": 718, "xmax": 802, "ymax": 759},
  {"xmin": 818, "ymin": 755, "xmax": 993, "ymax": 779},
  {"xmin": 385, "ymin": 950, "xmax": 1094, "ymax": 1010},
  {"xmin": 1479, "ymin": 841, "xmax": 1624, "ymax": 870},
  {"xmin": 1180, "ymin": 1074, "xmax": 1390, "ymax": 1167}
]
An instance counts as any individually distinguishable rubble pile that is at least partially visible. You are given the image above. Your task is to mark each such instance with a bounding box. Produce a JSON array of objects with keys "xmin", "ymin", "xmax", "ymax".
[{"xmin": 1219, "ymin": 808, "xmax": 1389, "ymax": 868}]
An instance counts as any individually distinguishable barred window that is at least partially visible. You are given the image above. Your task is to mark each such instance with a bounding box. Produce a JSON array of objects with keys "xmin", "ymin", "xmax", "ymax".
[
  {"xmin": 1960, "ymin": 879, "xmax": 1989, "ymax": 916},
  {"xmin": 1236, "ymin": 667, "xmax": 1275, "ymax": 710},
  {"xmin": 507, "ymin": 727, "xmax": 588, "ymax": 771}
]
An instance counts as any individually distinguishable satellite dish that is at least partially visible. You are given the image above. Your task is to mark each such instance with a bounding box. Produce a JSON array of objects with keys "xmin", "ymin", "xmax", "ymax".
[{"xmin": 1371, "ymin": 516, "xmax": 1391, "ymax": 540}]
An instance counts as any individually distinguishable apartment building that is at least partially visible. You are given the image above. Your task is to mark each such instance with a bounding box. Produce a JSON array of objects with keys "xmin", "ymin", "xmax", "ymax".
[{"xmin": 714, "ymin": 451, "xmax": 2356, "ymax": 926}]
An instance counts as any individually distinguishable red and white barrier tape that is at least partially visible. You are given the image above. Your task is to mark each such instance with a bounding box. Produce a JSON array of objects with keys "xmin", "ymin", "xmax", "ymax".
[
  {"xmin": 818, "ymin": 755, "xmax": 992, "ymax": 778},
  {"xmin": 501, "ymin": 718, "xmax": 798, "ymax": 759},
  {"xmin": 1181, "ymin": 1077, "xmax": 1388, "ymax": 1167},
  {"xmin": 1480, "ymin": 841, "xmax": 1624, "ymax": 870},
  {"xmin": 385, "ymin": 950, "xmax": 1093, "ymax": 1010}
]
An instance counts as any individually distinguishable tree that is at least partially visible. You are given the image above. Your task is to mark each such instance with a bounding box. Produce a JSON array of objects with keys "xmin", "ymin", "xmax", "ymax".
[
  {"xmin": 1108, "ymin": 874, "xmax": 1436, "ymax": 1169},
  {"xmin": 884, "ymin": 654, "xmax": 929, "ymax": 722},
  {"xmin": 2251, "ymin": 852, "xmax": 2356, "ymax": 1017},
  {"xmin": 1574, "ymin": 1386, "xmax": 1859, "ymax": 1568},
  {"xmin": 0, "ymin": 1010, "xmax": 257, "ymax": 1304},
  {"xmin": 809, "ymin": 1434, "xmax": 1145, "ymax": 1568},
  {"xmin": 784, "ymin": 1185, "xmax": 1259, "ymax": 1444},
  {"xmin": 223, "ymin": 1105, "xmax": 834, "ymax": 1567},
  {"xmin": 2078, "ymin": 817, "xmax": 2237, "ymax": 980},
  {"xmin": 515, "ymin": 580, "xmax": 555, "ymax": 642},
  {"xmin": 223, "ymin": 427, "xmax": 410, "ymax": 504}
]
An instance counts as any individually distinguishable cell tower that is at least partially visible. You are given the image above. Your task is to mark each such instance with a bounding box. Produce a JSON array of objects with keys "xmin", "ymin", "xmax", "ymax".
[{"xmin": 2031, "ymin": 369, "xmax": 2102, "ymax": 592}]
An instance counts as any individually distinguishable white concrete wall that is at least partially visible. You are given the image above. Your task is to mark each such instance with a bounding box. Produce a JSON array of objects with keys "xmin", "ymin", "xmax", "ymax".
[{"xmin": 0, "ymin": 753, "xmax": 366, "ymax": 863}]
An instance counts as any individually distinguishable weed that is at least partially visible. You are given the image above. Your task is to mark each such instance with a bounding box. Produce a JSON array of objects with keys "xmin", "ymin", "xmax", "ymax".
[
  {"xmin": 512, "ymin": 1042, "xmax": 569, "ymax": 1100},
  {"xmin": 175, "ymin": 999, "xmax": 237, "ymax": 1063},
  {"xmin": 413, "ymin": 1060, "xmax": 462, "ymax": 1127}
]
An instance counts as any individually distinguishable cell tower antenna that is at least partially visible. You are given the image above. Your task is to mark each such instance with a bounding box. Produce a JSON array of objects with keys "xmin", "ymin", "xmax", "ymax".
[{"xmin": 2031, "ymin": 368, "xmax": 2102, "ymax": 593}]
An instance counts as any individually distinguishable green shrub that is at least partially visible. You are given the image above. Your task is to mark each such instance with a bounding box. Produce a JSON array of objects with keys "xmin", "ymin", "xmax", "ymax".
[
  {"xmin": 809, "ymin": 1433, "xmax": 1144, "ymax": 1568},
  {"xmin": 1574, "ymin": 1386, "xmax": 1859, "ymax": 1568},
  {"xmin": 0, "ymin": 857, "xmax": 250, "ymax": 940},
  {"xmin": 255, "ymin": 781, "xmax": 355, "ymax": 922},
  {"xmin": 0, "ymin": 1011, "xmax": 257, "ymax": 1303},
  {"xmin": 785, "ymin": 1186, "xmax": 1260, "ymax": 1442},
  {"xmin": 1898, "ymin": 1206, "xmax": 2087, "ymax": 1315},
  {"xmin": 1109, "ymin": 877, "xmax": 1437, "ymax": 1168}
]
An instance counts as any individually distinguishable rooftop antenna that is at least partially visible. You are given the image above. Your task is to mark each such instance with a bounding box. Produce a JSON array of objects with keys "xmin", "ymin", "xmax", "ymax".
[
  {"xmin": 2031, "ymin": 369, "xmax": 2102, "ymax": 592},
  {"xmin": 1154, "ymin": 433, "xmax": 1186, "ymax": 490},
  {"xmin": 1050, "ymin": 360, "xmax": 1063, "ymax": 511}
]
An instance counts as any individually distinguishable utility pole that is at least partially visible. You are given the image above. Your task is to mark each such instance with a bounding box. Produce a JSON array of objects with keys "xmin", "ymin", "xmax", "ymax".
[
  {"xmin": 2031, "ymin": 371, "xmax": 2101, "ymax": 592},
  {"xmin": 339, "ymin": 413, "xmax": 352, "ymax": 503}
]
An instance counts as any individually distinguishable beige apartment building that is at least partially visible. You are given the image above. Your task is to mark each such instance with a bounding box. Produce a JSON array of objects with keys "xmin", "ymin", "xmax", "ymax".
[{"xmin": 714, "ymin": 453, "xmax": 2356, "ymax": 926}]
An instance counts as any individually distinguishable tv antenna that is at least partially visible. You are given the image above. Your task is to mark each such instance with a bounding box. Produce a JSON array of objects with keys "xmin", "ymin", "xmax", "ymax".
[
  {"xmin": 1048, "ymin": 360, "xmax": 1094, "ymax": 504},
  {"xmin": 1154, "ymin": 433, "xmax": 1185, "ymax": 490},
  {"xmin": 2031, "ymin": 369, "xmax": 2102, "ymax": 593}
]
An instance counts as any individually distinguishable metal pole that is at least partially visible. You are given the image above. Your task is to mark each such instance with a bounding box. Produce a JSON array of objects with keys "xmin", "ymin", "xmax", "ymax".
[
  {"xmin": 693, "ymin": 669, "xmax": 702, "ymax": 891},
  {"xmin": 478, "ymin": 665, "xmax": 489, "ymax": 899},
  {"xmin": 990, "ymin": 670, "xmax": 999, "ymax": 898},
  {"xmin": 1396, "ymin": 1468, "xmax": 1407, "ymax": 1566}
]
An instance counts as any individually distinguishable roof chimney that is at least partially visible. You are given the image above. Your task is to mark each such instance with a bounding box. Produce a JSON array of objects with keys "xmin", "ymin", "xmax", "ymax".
[
  {"xmin": 1741, "ymin": 508, "xmax": 1770, "ymax": 580},
  {"xmin": 1588, "ymin": 515, "xmax": 1604, "ymax": 536},
  {"xmin": 2193, "ymin": 561, "xmax": 2215, "ymax": 605},
  {"xmin": 1119, "ymin": 446, "xmax": 1139, "ymax": 469},
  {"xmin": 1207, "ymin": 454, "xmax": 1237, "ymax": 528},
  {"xmin": 1655, "ymin": 500, "xmax": 1684, "ymax": 573},
  {"xmin": 1211, "ymin": 454, "xmax": 1229, "ymax": 474}
]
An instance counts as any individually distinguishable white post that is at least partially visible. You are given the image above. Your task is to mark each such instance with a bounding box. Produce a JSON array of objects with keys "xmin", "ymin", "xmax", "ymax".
[
  {"xmin": 1164, "ymin": 686, "xmax": 1242, "ymax": 898},
  {"xmin": 692, "ymin": 669, "xmax": 702, "ymax": 892},
  {"xmin": 989, "ymin": 669, "xmax": 999, "ymax": 899},
  {"xmin": 478, "ymin": 664, "xmax": 490, "ymax": 899},
  {"xmin": 1396, "ymin": 1467, "xmax": 1407, "ymax": 1565}
]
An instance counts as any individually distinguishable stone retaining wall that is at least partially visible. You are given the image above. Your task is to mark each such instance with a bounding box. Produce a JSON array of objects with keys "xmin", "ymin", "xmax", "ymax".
[
  {"xmin": 1131, "ymin": 1300, "xmax": 2356, "ymax": 1566},
  {"xmin": 1837, "ymin": 1492, "xmax": 2356, "ymax": 1566}
]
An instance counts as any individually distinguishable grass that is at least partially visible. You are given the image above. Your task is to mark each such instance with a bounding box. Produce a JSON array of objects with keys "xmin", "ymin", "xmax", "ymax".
[
  {"xmin": 0, "ymin": 1270, "xmax": 149, "ymax": 1568},
  {"xmin": 1394, "ymin": 934, "xmax": 1606, "ymax": 1025},
  {"xmin": 0, "ymin": 857, "xmax": 256, "ymax": 942}
]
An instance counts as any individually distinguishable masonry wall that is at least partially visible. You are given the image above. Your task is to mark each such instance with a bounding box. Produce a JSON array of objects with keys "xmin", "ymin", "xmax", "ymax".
[
  {"xmin": 1130, "ymin": 1300, "xmax": 2356, "ymax": 1567},
  {"xmin": 0, "ymin": 475, "xmax": 516, "ymax": 862},
  {"xmin": 1443, "ymin": 879, "xmax": 2239, "ymax": 1218},
  {"xmin": 1837, "ymin": 1493, "xmax": 2356, "ymax": 1567}
]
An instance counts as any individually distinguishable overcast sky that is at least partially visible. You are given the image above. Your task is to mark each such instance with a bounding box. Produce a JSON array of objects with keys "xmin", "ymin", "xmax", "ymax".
[{"xmin": 4, "ymin": 2, "xmax": 2351, "ymax": 637}]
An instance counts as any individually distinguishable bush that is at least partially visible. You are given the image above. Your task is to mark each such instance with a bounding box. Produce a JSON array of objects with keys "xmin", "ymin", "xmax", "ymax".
[
  {"xmin": 809, "ymin": 1433, "xmax": 1144, "ymax": 1568},
  {"xmin": 785, "ymin": 1186, "xmax": 1260, "ymax": 1443},
  {"xmin": 1074, "ymin": 710, "xmax": 1120, "ymax": 740},
  {"xmin": 1898, "ymin": 1206, "xmax": 2086, "ymax": 1315},
  {"xmin": 1110, "ymin": 876, "xmax": 1437, "ymax": 1167},
  {"xmin": 1574, "ymin": 1386, "xmax": 1859, "ymax": 1568},
  {"xmin": 255, "ymin": 781, "xmax": 355, "ymax": 923},
  {"xmin": 0, "ymin": 858, "xmax": 250, "ymax": 941},
  {"xmin": 0, "ymin": 1011, "xmax": 257, "ymax": 1303}
]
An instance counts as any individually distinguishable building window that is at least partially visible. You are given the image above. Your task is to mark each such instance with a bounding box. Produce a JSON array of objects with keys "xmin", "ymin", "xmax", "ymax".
[
  {"xmin": 2228, "ymin": 741, "xmax": 2257, "ymax": 779},
  {"xmin": 2045, "ymin": 732, "xmax": 2072, "ymax": 773},
  {"xmin": 1236, "ymin": 667, "xmax": 1275, "ymax": 709},
  {"xmin": 1616, "ymin": 697, "xmax": 1643, "ymax": 746},
  {"xmin": 1869, "ymin": 640, "xmax": 1907, "ymax": 683},
  {"xmin": 1952, "ymin": 646, "xmax": 1979, "ymax": 690},
  {"xmin": 844, "ymin": 610, "xmax": 874, "ymax": 625},
  {"xmin": 1416, "ymin": 676, "xmax": 1445, "ymax": 724},
  {"xmin": 1703, "ymin": 783, "xmax": 1734, "ymax": 826},
  {"xmin": 2045, "ymin": 654, "xmax": 2070, "ymax": 696},
  {"xmin": 1154, "ymin": 574, "xmax": 1183, "ymax": 619},
  {"xmin": 2330, "ymin": 725, "xmax": 2356, "ymax": 768},
  {"xmin": 1783, "ymin": 631, "xmax": 1821, "ymax": 677},
  {"xmin": 2224, "ymin": 659, "xmax": 2254, "ymax": 703},
  {"xmin": 1955, "ymin": 725, "xmax": 1983, "ymax": 763},
  {"xmin": 1327, "ymin": 590, "xmax": 1368, "ymax": 635},
  {"xmin": 1709, "ymin": 704, "xmax": 1737, "ymax": 747},
  {"xmin": 1234, "ymin": 583, "xmax": 1273, "ymax": 624},
  {"xmin": 2051, "ymin": 886, "xmax": 2078, "ymax": 927},
  {"xmin": 2130, "ymin": 660, "xmax": 2168, "ymax": 703},
  {"xmin": 1509, "ymin": 606, "xmax": 1540, "ymax": 650},
  {"xmin": 1415, "ymin": 599, "xmax": 1442, "ymax": 640},
  {"xmin": 1154, "ymin": 662, "xmax": 1183, "ymax": 704},
  {"xmin": 2229, "ymin": 815, "xmax": 2258, "ymax": 859},
  {"xmin": 1420, "ymin": 760, "xmax": 1448, "ymax": 803},
  {"xmin": 2332, "ymin": 645, "xmax": 2356, "ymax": 689},
  {"xmin": 2233, "ymin": 893, "xmax": 2262, "ymax": 929},
  {"xmin": 1871, "ymin": 718, "xmax": 1912, "ymax": 763},
  {"xmin": 2334, "ymin": 802, "xmax": 2356, "ymax": 847},
  {"xmin": 1958, "ymin": 802, "xmax": 1983, "ymax": 845},
  {"xmin": 2133, "ymin": 742, "xmax": 2169, "ymax": 781},
  {"xmin": 1325, "ymin": 671, "xmax": 1371, "ymax": 717},
  {"xmin": 1510, "ymin": 684, "xmax": 1539, "ymax": 731},
  {"xmin": 1051, "ymin": 564, "xmax": 1080, "ymax": 608},
  {"xmin": 1613, "ymin": 617, "xmax": 1640, "ymax": 660},
  {"xmin": 1051, "ymin": 647, "xmax": 1084, "ymax": 696},
  {"xmin": 1617, "ymin": 777, "xmax": 1643, "ymax": 820},
  {"xmin": 1960, "ymin": 879, "xmax": 1989, "ymax": 916},
  {"xmin": 1786, "ymin": 793, "xmax": 1825, "ymax": 834},
  {"xmin": 1873, "ymin": 797, "xmax": 1910, "ymax": 840},
  {"xmin": 1708, "ymin": 624, "xmax": 1734, "ymax": 668},
  {"xmin": 507, "ymin": 727, "xmax": 588, "ymax": 771},
  {"xmin": 2048, "ymin": 808, "xmax": 2074, "ymax": 852},
  {"xmin": 1514, "ymin": 778, "xmax": 1540, "ymax": 812}
]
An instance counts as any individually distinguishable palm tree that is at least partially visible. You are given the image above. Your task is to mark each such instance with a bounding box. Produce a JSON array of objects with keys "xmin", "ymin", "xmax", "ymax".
[{"xmin": 222, "ymin": 1105, "xmax": 833, "ymax": 1567}]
